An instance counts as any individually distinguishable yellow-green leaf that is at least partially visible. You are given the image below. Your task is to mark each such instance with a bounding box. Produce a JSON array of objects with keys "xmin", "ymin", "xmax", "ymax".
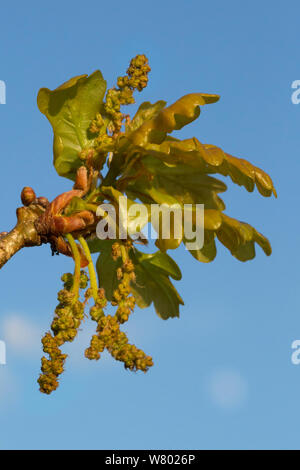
[
  {"xmin": 133, "ymin": 138, "xmax": 276, "ymax": 198},
  {"xmin": 38, "ymin": 71, "xmax": 106, "ymax": 181},
  {"xmin": 127, "ymin": 100, "xmax": 166, "ymax": 133},
  {"xmin": 216, "ymin": 213, "xmax": 272, "ymax": 261},
  {"xmin": 184, "ymin": 231, "xmax": 217, "ymax": 263},
  {"xmin": 130, "ymin": 249, "xmax": 183, "ymax": 319},
  {"xmin": 93, "ymin": 240, "xmax": 122, "ymax": 301},
  {"xmin": 129, "ymin": 93, "xmax": 220, "ymax": 146}
]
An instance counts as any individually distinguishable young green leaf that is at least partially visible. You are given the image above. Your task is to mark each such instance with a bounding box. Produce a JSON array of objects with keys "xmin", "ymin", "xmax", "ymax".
[
  {"xmin": 127, "ymin": 100, "xmax": 166, "ymax": 133},
  {"xmin": 37, "ymin": 71, "xmax": 107, "ymax": 181},
  {"xmin": 93, "ymin": 239, "xmax": 122, "ymax": 301},
  {"xmin": 128, "ymin": 93, "xmax": 220, "ymax": 146},
  {"xmin": 130, "ymin": 248, "xmax": 183, "ymax": 319}
]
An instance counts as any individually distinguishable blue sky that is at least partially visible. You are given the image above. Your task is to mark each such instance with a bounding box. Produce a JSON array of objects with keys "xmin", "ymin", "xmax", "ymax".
[{"xmin": 0, "ymin": 0, "xmax": 299, "ymax": 450}]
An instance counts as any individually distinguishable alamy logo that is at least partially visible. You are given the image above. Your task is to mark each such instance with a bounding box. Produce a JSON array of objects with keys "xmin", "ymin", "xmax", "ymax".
[
  {"xmin": 0, "ymin": 340, "xmax": 6, "ymax": 365},
  {"xmin": 0, "ymin": 80, "xmax": 6, "ymax": 104},
  {"xmin": 291, "ymin": 340, "xmax": 300, "ymax": 365},
  {"xmin": 95, "ymin": 197, "xmax": 205, "ymax": 250},
  {"xmin": 291, "ymin": 80, "xmax": 300, "ymax": 104}
]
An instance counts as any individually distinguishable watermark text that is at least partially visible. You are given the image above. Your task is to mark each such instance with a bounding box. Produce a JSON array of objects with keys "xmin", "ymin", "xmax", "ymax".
[
  {"xmin": 291, "ymin": 80, "xmax": 300, "ymax": 104},
  {"xmin": 0, "ymin": 340, "xmax": 6, "ymax": 365},
  {"xmin": 96, "ymin": 197, "xmax": 204, "ymax": 250},
  {"xmin": 0, "ymin": 80, "xmax": 6, "ymax": 104}
]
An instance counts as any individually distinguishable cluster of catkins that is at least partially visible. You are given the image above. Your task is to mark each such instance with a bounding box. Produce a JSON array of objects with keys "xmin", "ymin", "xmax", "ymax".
[
  {"xmin": 80, "ymin": 54, "xmax": 151, "ymax": 169},
  {"xmin": 38, "ymin": 271, "xmax": 88, "ymax": 394},
  {"xmin": 38, "ymin": 242, "xmax": 153, "ymax": 395},
  {"xmin": 103, "ymin": 54, "xmax": 151, "ymax": 134},
  {"xmin": 85, "ymin": 242, "xmax": 153, "ymax": 372}
]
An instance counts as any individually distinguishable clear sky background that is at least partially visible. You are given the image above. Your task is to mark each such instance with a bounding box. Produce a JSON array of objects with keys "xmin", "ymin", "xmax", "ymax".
[{"xmin": 0, "ymin": 0, "xmax": 299, "ymax": 450}]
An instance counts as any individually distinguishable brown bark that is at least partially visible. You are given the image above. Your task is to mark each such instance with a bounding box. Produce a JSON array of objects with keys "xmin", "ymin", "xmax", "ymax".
[{"xmin": 0, "ymin": 205, "xmax": 44, "ymax": 269}]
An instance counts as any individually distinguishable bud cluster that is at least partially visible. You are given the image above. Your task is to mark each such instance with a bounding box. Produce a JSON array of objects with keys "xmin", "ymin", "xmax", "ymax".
[{"xmin": 20, "ymin": 186, "xmax": 49, "ymax": 208}]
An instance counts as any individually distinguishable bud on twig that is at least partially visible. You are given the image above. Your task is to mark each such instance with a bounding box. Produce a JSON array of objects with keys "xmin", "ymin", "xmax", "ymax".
[{"xmin": 21, "ymin": 187, "xmax": 36, "ymax": 206}]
